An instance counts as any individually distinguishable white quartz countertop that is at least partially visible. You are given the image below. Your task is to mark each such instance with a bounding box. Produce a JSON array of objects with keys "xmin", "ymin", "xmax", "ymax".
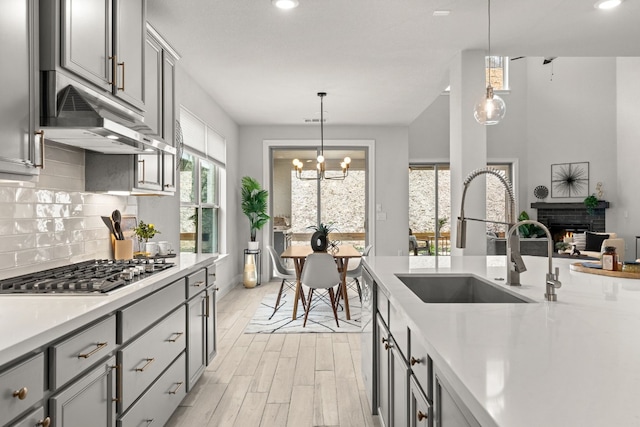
[
  {"xmin": 0, "ymin": 254, "xmax": 220, "ymax": 368},
  {"xmin": 363, "ymin": 255, "xmax": 640, "ymax": 427}
]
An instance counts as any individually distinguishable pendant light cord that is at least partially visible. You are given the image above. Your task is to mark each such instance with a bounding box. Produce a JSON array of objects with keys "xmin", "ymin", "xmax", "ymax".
[
  {"xmin": 320, "ymin": 93, "xmax": 324, "ymax": 156},
  {"xmin": 487, "ymin": 0, "xmax": 492, "ymax": 88}
]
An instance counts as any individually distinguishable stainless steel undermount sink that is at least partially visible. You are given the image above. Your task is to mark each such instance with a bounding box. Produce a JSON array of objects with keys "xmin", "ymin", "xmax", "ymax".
[{"xmin": 395, "ymin": 274, "xmax": 533, "ymax": 303}]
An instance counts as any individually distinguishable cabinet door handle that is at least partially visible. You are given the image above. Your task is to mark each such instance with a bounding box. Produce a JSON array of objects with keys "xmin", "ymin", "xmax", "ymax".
[
  {"xmin": 417, "ymin": 410, "xmax": 428, "ymax": 421},
  {"xmin": 109, "ymin": 55, "xmax": 118, "ymax": 88},
  {"xmin": 168, "ymin": 381, "xmax": 184, "ymax": 395},
  {"xmin": 117, "ymin": 61, "xmax": 125, "ymax": 91},
  {"xmin": 36, "ymin": 417, "xmax": 51, "ymax": 427},
  {"xmin": 167, "ymin": 331, "xmax": 184, "ymax": 342},
  {"xmin": 12, "ymin": 387, "xmax": 28, "ymax": 400},
  {"xmin": 138, "ymin": 159, "xmax": 146, "ymax": 183},
  {"xmin": 410, "ymin": 356, "xmax": 422, "ymax": 366},
  {"xmin": 78, "ymin": 342, "xmax": 108, "ymax": 359},
  {"xmin": 381, "ymin": 337, "xmax": 391, "ymax": 350},
  {"xmin": 34, "ymin": 130, "xmax": 45, "ymax": 169},
  {"xmin": 192, "ymin": 280, "xmax": 205, "ymax": 287},
  {"xmin": 205, "ymin": 294, "xmax": 210, "ymax": 318},
  {"xmin": 111, "ymin": 364, "xmax": 122, "ymax": 403},
  {"xmin": 135, "ymin": 358, "xmax": 156, "ymax": 372},
  {"xmin": 144, "ymin": 419, "xmax": 155, "ymax": 425}
]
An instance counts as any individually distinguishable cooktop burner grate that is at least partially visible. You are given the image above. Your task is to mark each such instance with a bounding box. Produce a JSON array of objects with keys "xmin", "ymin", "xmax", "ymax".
[{"xmin": 0, "ymin": 259, "xmax": 175, "ymax": 295}]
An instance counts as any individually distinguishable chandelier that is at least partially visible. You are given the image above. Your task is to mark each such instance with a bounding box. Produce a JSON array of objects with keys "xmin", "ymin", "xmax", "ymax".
[
  {"xmin": 473, "ymin": 0, "xmax": 506, "ymax": 125},
  {"xmin": 293, "ymin": 92, "xmax": 351, "ymax": 181}
]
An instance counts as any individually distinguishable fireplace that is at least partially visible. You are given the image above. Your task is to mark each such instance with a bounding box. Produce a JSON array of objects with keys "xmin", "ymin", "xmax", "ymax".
[{"xmin": 531, "ymin": 201, "xmax": 609, "ymax": 244}]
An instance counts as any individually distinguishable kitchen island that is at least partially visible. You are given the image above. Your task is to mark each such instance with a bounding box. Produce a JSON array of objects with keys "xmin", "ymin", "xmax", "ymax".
[{"xmin": 363, "ymin": 255, "xmax": 640, "ymax": 427}]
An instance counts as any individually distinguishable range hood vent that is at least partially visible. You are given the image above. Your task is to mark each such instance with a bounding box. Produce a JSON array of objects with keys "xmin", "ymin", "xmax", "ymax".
[{"xmin": 41, "ymin": 84, "xmax": 176, "ymax": 156}]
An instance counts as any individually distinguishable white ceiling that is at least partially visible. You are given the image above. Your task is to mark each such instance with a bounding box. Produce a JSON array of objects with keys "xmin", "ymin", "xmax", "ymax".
[{"xmin": 147, "ymin": 0, "xmax": 640, "ymax": 126}]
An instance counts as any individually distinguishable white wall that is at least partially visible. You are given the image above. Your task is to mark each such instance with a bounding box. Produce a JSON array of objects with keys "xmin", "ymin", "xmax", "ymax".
[
  {"xmin": 615, "ymin": 57, "xmax": 640, "ymax": 257},
  {"xmin": 239, "ymin": 125, "xmax": 409, "ymax": 268},
  {"xmin": 139, "ymin": 65, "xmax": 240, "ymax": 294},
  {"xmin": 409, "ymin": 57, "xmax": 624, "ymax": 249}
]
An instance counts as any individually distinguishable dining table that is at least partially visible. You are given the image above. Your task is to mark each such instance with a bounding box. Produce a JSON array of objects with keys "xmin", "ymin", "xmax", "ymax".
[{"xmin": 280, "ymin": 244, "xmax": 362, "ymax": 321}]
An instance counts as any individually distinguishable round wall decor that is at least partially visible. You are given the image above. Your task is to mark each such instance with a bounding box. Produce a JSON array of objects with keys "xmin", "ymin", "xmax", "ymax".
[{"xmin": 534, "ymin": 185, "xmax": 549, "ymax": 199}]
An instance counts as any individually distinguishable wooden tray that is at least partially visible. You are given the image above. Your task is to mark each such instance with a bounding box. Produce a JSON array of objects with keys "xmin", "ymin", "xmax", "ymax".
[{"xmin": 570, "ymin": 262, "xmax": 640, "ymax": 279}]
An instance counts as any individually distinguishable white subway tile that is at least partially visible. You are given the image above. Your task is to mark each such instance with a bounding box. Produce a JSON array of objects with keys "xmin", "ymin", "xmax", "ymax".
[{"xmin": 0, "ymin": 188, "xmax": 16, "ymax": 203}]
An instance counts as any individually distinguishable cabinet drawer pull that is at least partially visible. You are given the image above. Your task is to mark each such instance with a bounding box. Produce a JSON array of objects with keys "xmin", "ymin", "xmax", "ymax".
[
  {"xmin": 36, "ymin": 417, "xmax": 51, "ymax": 427},
  {"xmin": 167, "ymin": 332, "xmax": 184, "ymax": 342},
  {"xmin": 12, "ymin": 387, "xmax": 28, "ymax": 400},
  {"xmin": 381, "ymin": 337, "xmax": 391, "ymax": 350},
  {"xmin": 205, "ymin": 294, "xmax": 210, "ymax": 318},
  {"xmin": 135, "ymin": 358, "xmax": 156, "ymax": 372},
  {"xmin": 138, "ymin": 159, "xmax": 146, "ymax": 183},
  {"xmin": 117, "ymin": 61, "xmax": 125, "ymax": 91},
  {"xmin": 78, "ymin": 342, "xmax": 108, "ymax": 359},
  {"xmin": 111, "ymin": 364, "xmax": 122, "ymax": 403},
  {"xmin": 34, "ymin": 130, "xmax": 45, "ymax": 169},
  {"xmin": 168, "ymin": 381, "xmax": 184, "ymax": 395},
  {"xmin": 410, "ymin": 356, "xmax": 422, "ymax": 366},
  {"xmin": 192, "ymin": 280, "xmax": 205, "ymax": 287},
  {"xmin": 145, "ymin": 419, "xmax": 155, "ymax": 425},
  {"xmin": 417, "ymin": 410, "xmax": 428, "ymax": 421}
]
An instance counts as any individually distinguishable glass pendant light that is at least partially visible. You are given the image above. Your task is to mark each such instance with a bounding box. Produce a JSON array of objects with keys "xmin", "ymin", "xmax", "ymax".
[{"xmin": 474, "ymin": 0, "xmax": 506, "ymax": 125}]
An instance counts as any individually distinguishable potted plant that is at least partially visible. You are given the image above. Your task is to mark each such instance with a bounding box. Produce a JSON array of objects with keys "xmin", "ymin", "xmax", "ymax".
[
  {"xmin": 517, "ymin": 211, "xmax": 545, "ymax": 238},
  {"xmin": 307, "ymin": 222, "xmax": 336, "ymax": 252},
  {"xmin": 241, "ymin": 176, "xmax": 270, "ymax": 250},
  {"xmin": 584, "ymin": 194, "xmax": 599, "ymax": 215}
]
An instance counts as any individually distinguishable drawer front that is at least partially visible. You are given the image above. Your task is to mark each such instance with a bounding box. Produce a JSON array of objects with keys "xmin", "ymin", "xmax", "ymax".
[
  {"xmin": 119, "ymin": 278, "xmax": 185, "ymax": 343},
  {"xmin": 118, "ymin": 352, "xmax": 186, "ymax": 427},
  {"xmin": 186, "ymin": 268, "xmax": 207, "ymax": 299},
  {"xmin": 409, "ymin": 335, "xmax": 429, "ymax": 399},
  {"xmin": 9, "ymin": 406, "xmax": 47, "ymax": 427},
  {"xmin": 389, "ymin": 302, "xmax": 408, "ymax": 359},
  {"xmin": 0, "ymin": 353, "xmax": 44, "ymax": 424},
  {"xmin": 119, "ymin": 305, "xmax": 186, "ymax": 411},
  {"xmin": 376, "ymin": 285, "xmax": 389, "ymax": 326},
  {"xmin": 51, "ymin": 316, "xmax": 116, "ymax": 390}
]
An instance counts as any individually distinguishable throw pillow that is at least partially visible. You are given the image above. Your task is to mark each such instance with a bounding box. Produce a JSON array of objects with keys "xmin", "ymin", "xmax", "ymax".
[
  {"xmin": 573, "ymin": 233, "xmax": 586, "ymax": 251},
  {"xmin": 585, "ymin": 231, "xmax": 610, "ymax": 252}
]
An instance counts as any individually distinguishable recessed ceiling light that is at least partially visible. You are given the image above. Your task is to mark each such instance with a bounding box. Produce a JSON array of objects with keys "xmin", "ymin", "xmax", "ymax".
[
  {"xmin": 433, "ymin": 10, "xmax": 451, "ymax": 17},
  {"xmin": 272, "ymin": 0, "xmax": 299, "ymax": 10},
  {"xmin": 594, "ymin": 0, "xmax": 622, "ymax": 9}
]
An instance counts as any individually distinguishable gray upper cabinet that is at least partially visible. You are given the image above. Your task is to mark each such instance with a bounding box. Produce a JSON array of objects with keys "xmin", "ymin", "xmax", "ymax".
[
  {"xmin": 0, "ymin": 0, "xmax": 43, "ymax": 178},
  {"xmin": 60, "ymin": 0, "xmax": 145, "ymax": 110}
]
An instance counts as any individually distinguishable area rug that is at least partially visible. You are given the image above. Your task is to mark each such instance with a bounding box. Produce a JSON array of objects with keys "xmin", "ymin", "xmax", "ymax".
[{"xmin": 244, "ymin": 287, "xmax": 362, "ymax": 334}]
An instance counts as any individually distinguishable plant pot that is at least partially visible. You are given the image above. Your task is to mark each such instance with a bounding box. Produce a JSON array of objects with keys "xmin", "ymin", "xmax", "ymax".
[
  {"xmin": 243, "ymin": 253, "xmax": 257, "ymax": 288},
  {"xmin": 248, "ymin": 241, "xmax": 259, "ymax": 251}
]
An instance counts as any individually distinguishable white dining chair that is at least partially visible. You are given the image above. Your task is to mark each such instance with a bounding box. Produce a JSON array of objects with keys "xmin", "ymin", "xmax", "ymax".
[
  {"xmin": 266, "ymin": 245, "xmax": 299, "ymax": 319},
  {"xmin": 300, "ymin": 252, "xmax": 342, "ymax": 327},
  {"xmin": 344, "ymin": 244, "xmax": 373, "ymax": 303}
]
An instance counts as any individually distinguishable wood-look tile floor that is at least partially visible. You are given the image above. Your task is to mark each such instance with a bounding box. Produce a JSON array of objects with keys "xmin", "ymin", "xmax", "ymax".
[{"xmin": 165, "ymin": 280, "xmax": 377, "ymax": 427}]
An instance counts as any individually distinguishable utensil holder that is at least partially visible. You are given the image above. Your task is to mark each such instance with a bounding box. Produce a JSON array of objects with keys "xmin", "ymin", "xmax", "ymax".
[{"xmin": 114, "ymin": 239, "xmax": 133, "ymax": 260}]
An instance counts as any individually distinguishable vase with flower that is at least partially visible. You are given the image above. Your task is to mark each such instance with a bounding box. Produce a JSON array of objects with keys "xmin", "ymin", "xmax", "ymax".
[{"xmin": 134, "ymin": 220, "xmax": 161, "ymax": 256}]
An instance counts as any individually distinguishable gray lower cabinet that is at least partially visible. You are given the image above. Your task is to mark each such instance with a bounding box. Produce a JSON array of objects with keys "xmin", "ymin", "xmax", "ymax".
[
  {"xmin": 49, "ymin": 355, "xmax": 117, "ymax": 427},
  {"xmin": 0, "ymin": 353, "xmax": 45, "ymax": 426},
  {"xmin": 205, "ymin": 267, "xmax": 218, "ymax": 364},
  {"xmin": 0, "ymin": 0, "xmax": 42, "ymax": 178},
  {"xmin": 9, "ymin": 407, "xmax": 49, "ymax": 427},
  {"xmin": 410, "ymin": 375, "xmax": 431, "ymax": 427},
  {"xmin": 376, "ymin": 314, "xmax": 390, "ymax": 427},
  {"xmin": 117, "ymin": 352, "xmax": 187, "ymax": 427},
  {"xmin": 390, "ymin": 342, "xmax": 408, "ymax": 427},
  {"xmin": 433, "ymin": 366, "xmax": 480, "ymax": 427},
  {"xmin": 187, "ymin": 290, "xmax": 206, "ymax": 391}
]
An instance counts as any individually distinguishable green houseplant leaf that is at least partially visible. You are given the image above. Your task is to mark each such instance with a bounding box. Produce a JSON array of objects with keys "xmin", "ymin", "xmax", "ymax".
[
  {"xmin": 584, "ymin": 194, "xmax": 598, "ymax": 215},
  {"xmin": 241, "ymin": 176, "xmax": 270, "ymax": 241}
]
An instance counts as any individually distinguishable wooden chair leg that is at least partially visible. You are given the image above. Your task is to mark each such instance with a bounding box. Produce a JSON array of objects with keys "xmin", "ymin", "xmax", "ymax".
[
  {"xmin": 269, "ymin": 279, "xmax": 286, "ymax": 320},
  {"xmin": 334, "ymin": 283, "xmax": 342, "ymax": 310},
  {"xmin": 299, "ymin": 285, "xmax": 307, "ymax": 311},
  {"xmin": 328, "ymin": 287, "xmax": 340, "ymax": 328},
  {"xmin": 303, "ymin": 289, "xmax": 314, "ymax": 327},
  {"xmin": 355, "ymin": 278, "xmax": 362, "ymax": 303}
]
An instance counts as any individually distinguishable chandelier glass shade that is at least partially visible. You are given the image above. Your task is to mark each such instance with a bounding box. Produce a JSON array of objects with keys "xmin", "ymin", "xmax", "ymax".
[
  {"xmin": 474, "ymin": 0, "xmax": 506, "ymax": 125},
  {"xmin": 293, "ymin": 92, "xmax": 351, "ymax": 181}
]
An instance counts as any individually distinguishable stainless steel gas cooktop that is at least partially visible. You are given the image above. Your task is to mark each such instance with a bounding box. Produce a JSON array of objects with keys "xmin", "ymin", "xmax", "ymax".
[{"xmin": 0, "ymin": 258, "xmax": 175, "ymax": 295}]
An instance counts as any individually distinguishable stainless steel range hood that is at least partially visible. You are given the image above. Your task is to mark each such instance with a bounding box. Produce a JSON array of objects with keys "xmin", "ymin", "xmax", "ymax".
[{"xmin": 40, "ymin": 82, "xmax": 176, "ymax": 155}]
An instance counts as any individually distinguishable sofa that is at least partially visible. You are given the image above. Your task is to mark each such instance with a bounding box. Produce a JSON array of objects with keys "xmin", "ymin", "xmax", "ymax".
[{"xmin": 565, "ymin": 232, "xmax": 625, "ymax": 260}]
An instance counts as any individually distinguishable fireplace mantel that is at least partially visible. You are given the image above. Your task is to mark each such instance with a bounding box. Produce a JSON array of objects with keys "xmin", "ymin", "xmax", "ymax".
[{"xmin": 531, "ymin": 201, "xmax": 609, "ymax": 210}]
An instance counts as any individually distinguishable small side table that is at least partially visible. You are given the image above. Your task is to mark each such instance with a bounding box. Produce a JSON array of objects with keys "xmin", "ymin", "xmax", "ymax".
[{"xmin": 243, "ymin": 249, "xmax": 261, "ymax": 287}]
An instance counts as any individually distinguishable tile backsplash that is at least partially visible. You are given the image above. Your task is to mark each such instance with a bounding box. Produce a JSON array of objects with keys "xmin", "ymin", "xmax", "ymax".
[{"xmin": 0, "ymin": 142, "xmax": 136, "ymax": 279}]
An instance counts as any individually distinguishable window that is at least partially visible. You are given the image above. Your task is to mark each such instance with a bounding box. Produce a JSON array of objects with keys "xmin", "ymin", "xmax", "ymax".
[
  {"xmin": 443, "ymin": 56, "xmax": 509, "ymax": 93},
  {"xmin": 179, "ymin": 106, "xmax": 226, "ymax": 254}
]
